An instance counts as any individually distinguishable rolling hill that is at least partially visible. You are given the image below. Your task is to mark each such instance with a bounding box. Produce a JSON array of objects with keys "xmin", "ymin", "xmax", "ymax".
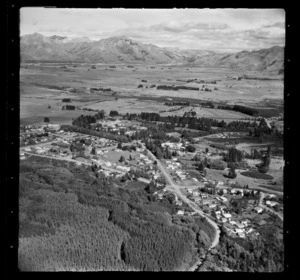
[{"xmin": 21, "ymin": 33, "xmax": 284, "ymax": 73}]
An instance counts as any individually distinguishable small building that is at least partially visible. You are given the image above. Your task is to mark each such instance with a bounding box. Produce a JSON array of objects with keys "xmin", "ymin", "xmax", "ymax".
[
  {"xmin": 238, "ymin": 232, "xmax": 246, "ymax": 238},
  {"xmin": 257, "ymin": 220, "xmax": 267, "ymax": 226},
  {"xmin": 209, "ymin": 204, "xmax": 217, "ymax": 209},
  {"xmin": 223, "ymin": 213, "xmax": 232, "ymax": 219},
  {"xmin": 236, "ymin": 222, "xmax": 244, "ymax": 229},
  {"xmin": 254, "ymin": 206, "xmax": 263, "ymax": 214},
  {"xmin": 266, "ymin": 194, "xmax": 277, "ymax": 199},
  {"xmin": 177, "ymin": 210, "xmax": 185, "ymax": 215},
  {"xmin": 220, "ymin": 196, "xmax": 228, "ymax": 202},
  {"xmin": 246, "ymin": 228, "xmax": 254, "ymax": 234},
  {"xmin": 266, "ymin": 200, "xmax": 279, "ymax": 207}
]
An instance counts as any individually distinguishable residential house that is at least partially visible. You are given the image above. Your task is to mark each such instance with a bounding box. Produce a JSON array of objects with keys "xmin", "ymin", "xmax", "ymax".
[
  {"xmin": 257, "ymin": 220, "xmax": 267, "ymax": 226},
  {"xmin": 266, "ymin": 194, "xmax": 277, "ymax": 199},
  {"xmin": 254, "ymin": 206, "xmax": 263, "ymax": 214},
  {"xmin": 238, "ymin": 232, "xmax": 246, "ymax": 238},
  {"xmin": 177, "ymin": 210, "xmax": 184, "ymax": 215},
  {"xmin": 266, "ymin": 200, "xmax": 279, "ymax": 207},
  {"xmin": 220, "ymin": 196, "xmax": 228, "ymax": 202},
  {"xmin": 223, "ymin": 213, "xmax": 232, "ymax": 219},
  {"xmin": 192, "ymin": 191, "xmax": 200, "ymax": 196},
  {"xmin": 236, "ymin": 222, "xmax": 245, "ymax": 229}
]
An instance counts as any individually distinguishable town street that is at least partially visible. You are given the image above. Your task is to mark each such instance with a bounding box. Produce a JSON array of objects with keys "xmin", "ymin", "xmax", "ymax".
[{"xmin": 146, "ymin": 149, "xmax": 220, "ymax": 249}]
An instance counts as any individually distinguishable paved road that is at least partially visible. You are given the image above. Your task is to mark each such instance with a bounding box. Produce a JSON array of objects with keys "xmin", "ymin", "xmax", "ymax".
[{"xmin": 146, "ymin": 149, "xmax": 220, "ymax": 250}]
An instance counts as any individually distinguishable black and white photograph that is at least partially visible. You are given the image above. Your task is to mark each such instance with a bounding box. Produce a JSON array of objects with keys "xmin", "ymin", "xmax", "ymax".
[{"xmin": 18, "ymin": 8, "xmax": 285, "ymax": 272}]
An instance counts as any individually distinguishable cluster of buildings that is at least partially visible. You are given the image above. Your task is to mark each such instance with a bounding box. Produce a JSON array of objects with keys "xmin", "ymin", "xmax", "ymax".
[
  {"xmin": 19, "ymin": 124, "xmax": 61, "ymax": 146},
  {"xmin": 262, "ymin": 194, "xmax": 281, "ymax": 209},
  {"xmin": 184, "ymin": 185, "xmax": 271, "ymax": 238},
  {"xmin": 204, "ymin": 131, "xmax": 244, "ymax": 139},
  {"xmin": 92, "ymin": 119, "xmax": 147, "ymax": 135},
  {"xmin": 161, "ymin": 140, "xmax": 193, "ymax": 154},
  {"xmin": 165, "ymin": 158, "xmax": 200, "ymax": 182}
]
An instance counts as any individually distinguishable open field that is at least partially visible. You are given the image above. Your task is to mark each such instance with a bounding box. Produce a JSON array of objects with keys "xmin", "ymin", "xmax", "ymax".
[
  {"xmin": 192, "ymin": 135, "xmax": 283, "ymax": 192},
  {"xmin": 20, "ymin": 63, "xmax": 283, "ymax": 125},
  {"xmin": 98, "ymin": 149, "xmax": 140, "ymax": 163},
  {"xmin": 161, "ymin": 106, "xmax": 250, "ymax": 120},
  {"xmin": 83, "ymin": 98, "xmax": 167, "ymax": 114}
]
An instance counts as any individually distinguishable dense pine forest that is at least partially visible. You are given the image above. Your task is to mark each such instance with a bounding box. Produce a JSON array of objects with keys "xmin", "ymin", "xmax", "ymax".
[{"xmin": 19, "ymin": 156, "xmax": 212, "ymax": 271}]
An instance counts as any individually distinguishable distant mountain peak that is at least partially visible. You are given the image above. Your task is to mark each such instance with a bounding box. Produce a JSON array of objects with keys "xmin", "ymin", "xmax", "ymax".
[
  {"xmin": 20, "ymin": 33, "xmax": 284, "ymax": 74},
  {"xmin": 49, "ymin": 35, "xmax": 67, "ymax": 40}
]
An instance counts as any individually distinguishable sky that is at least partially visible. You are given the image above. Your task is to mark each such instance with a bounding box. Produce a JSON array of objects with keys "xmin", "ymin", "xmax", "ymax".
[{"xmin": 20, "ymin": 8, "xmax": 285, "ymax": 52}]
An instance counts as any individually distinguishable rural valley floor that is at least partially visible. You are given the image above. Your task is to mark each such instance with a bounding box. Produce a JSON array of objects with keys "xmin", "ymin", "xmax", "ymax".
[{"xmin": 19, "ymin": 63, "xmax": 284, "ymax": 272}]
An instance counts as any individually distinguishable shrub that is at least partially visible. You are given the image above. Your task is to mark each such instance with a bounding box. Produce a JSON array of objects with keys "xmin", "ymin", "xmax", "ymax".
[
  {"xmin": 185, "ymin": 145, "xmax": 196, "ymax": 153},
  {"xmin": 207, "ymin": 159, "xmax": 227, "ymax": 170},
  {"xmin": 257, "ymin": 165, "xmax": 270, "ymax": 174},
  {"xmin": 240, "ymin": 171, "xmax": 273, "ymax": 180},
  {"xmin": 210, "ymin": 143, "xmax": 228, "ymax": 150}
]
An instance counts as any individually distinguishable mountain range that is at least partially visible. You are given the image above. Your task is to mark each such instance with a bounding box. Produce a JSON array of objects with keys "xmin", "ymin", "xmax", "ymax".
[{"xmin": 21, "ymin": 33, "xmax": 284, "ymax": 73}]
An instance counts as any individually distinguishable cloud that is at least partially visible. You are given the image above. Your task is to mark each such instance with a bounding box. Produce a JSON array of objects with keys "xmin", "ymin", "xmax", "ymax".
[
  {"xmin": 263, "ymin": 22, "xmax": 285, "ymax": 29},
  {"xmin": 20, "ymin": 8, "xmax": 286, "ymax": 52}
]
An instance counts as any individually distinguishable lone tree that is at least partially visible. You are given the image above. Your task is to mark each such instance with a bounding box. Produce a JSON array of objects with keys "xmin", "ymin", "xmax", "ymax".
[
  {"xmin": 228, "ymin": 166, "xmax": 237, "ymax": 179},
  {"xmin": 117, "ymin": 142, "xmax": 122, "ymax": 149},
  {"xmin": 109, "ymin": 110, "xmax": 119, "ymax": 117},
  {"xmin": 90, "ymin": 146, "xmax": 96, "ymax": 155},
  {"xmin": 44, "ymin": 117, "xmax": 50, "ymax": 123},
  {"xmin": 267, "ymin": 145, "xmax": 272, "ymax": 158},
  {"xmin": 119, "ymin": 155, "xmax": 125, "ymax": 163},
  {"xmin": 227, "ymin": 147, "xmax": 244, "ymax": 163},
  {"xmin": 95, "ymin": 110, "xmax": 105, "ymax": 120},
  {"xmin": 145, "ymin": 180, "xmax": 157, "ymax": 194},
  {"xmin": 258, "ymin": 146, "xmax": 271, "ymax": 173},
  {"xmin": 198, "ymin": 162, "xmax": 204, "ymax": 172},
  {"xmin": 186, "ymin": 145, "xmax": 196, "ymax": 153}
]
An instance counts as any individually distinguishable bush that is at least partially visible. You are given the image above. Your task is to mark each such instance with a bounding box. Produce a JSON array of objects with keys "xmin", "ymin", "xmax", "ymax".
[
  {"xmin": 185, "ymin": 145, "xmax": 196, "ymax": 153},
  {"xmin": 257, "ymin": 165, "xmax": 270, "ymax": 174},
  {"xmin": 207, "ymin": 159, "xmax": 227, "ymax": 170},
  {"xmin": 210, "ymin": 143, "xmax": 228, "ymax": 150},
  {"xmin": 240, "ymin": 171, "xmax": 273, "ymax": 180}
]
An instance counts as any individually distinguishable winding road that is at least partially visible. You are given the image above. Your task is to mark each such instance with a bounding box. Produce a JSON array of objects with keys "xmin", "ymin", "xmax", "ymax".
[{"xmin": 146, "ymin": 149, "xmax": 220, "ymax": 250}]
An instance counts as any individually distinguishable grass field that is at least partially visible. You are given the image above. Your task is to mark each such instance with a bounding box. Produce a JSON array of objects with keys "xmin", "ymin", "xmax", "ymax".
[
  {"xmin": 20, "ymin": 63, "xmax": 283, "ymax": 125},
  {"xmin": 160, "ymin": 106, "xmax": 250, "ymax": 121},
  {"xmin": 99, "ymin": 150, "xmax": 140, "ymax": 164}
]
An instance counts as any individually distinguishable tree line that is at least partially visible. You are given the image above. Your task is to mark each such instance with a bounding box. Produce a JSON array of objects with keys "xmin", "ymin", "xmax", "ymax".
[{"xmin": 124, "ymin": 112, "xmax": 257, "ymax": 133}]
